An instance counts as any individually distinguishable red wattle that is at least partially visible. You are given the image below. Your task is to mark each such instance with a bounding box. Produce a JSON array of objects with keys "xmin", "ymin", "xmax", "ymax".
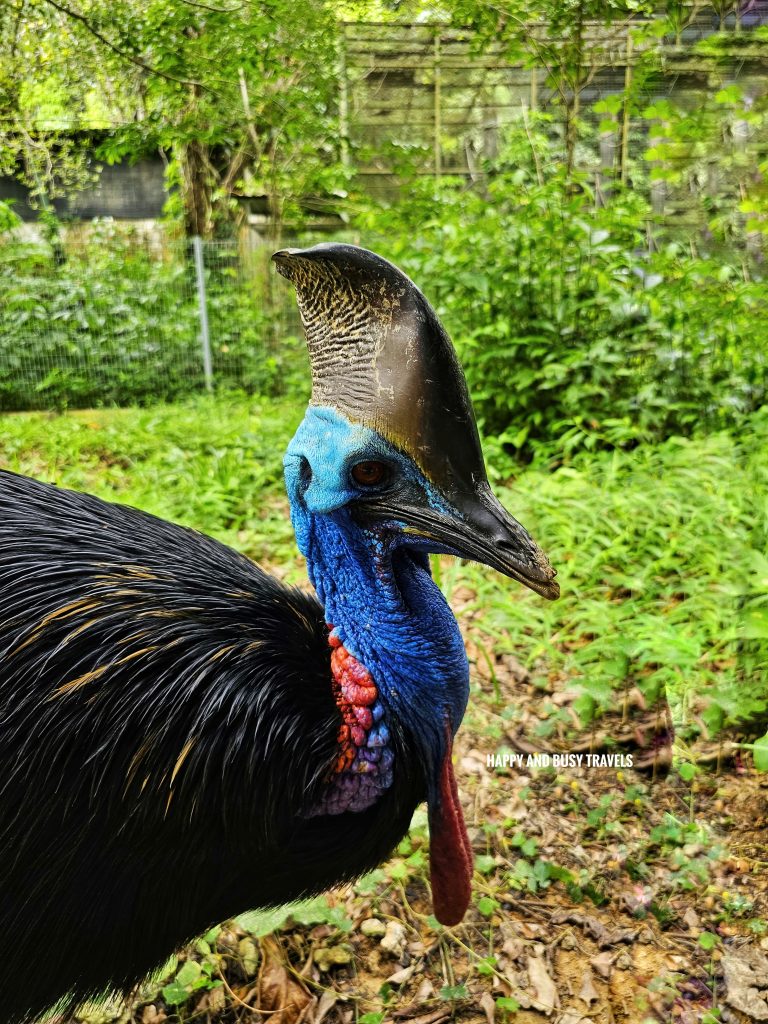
[{"xmin": 428, "ymin": 728, "xmax": 472, "ymax": 926}]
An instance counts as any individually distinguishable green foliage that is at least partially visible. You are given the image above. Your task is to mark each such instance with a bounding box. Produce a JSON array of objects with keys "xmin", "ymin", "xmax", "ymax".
[
  {"xmin": 0, "ymin": 396, "xmax": 764, "ymax": 733},
  {"xmin": 94, "ymin": 0, "xmax": 347, "ymax": 234},
  {"xmin": 356, "ymin": 126, "xmax": 767, "ymax": 457},
  {"xmin": 439, "ymin": 984, "xmax": 469, "ymax": 1001},
  {"xmin": 495, "ymin": 996, "xmax": 521, "ymax": 1018},
  {"xmin": 697, "ymin": 931, "xmax": 718, "ymax": 951},
  {"xmin": 677, "ymin": 762, "xmax": 699, "ymax": 783},
  {"xmin": 476, "ymin": 895, "xmax": 500, "ymax": 916},
  {"xmin": 235, "ymin": 895, "xmax": 353, "ymax": 938},
  {"xmin": 508, "ymin": 857, "xmax": 553, "ymax": 893},
  {"xmin": 0, "ymin": 227, "xmax": 307, "ymax": 411},
  {"xmin": 752, "ymin": 734, "xmax": 768, "ymax": 772},
  {"xmin": 0, "ymin": 397, "xmax": 303, "ymax": 563},
  {"xmin": 642, "ymin": 816, "xmax": 725, "ymax": 893},
  {"xmin": 161, "ymin": 957, "xmax": 221, "ymax": 1006},
  {"xmin": 446, "ymin": 407, "xmax": 768, "ymax": 731},
  {"xmin": 0, "ymin": 0, "xmax": 347, "ymax": 235},
  {"xmin": 474, "ymin": 853, "xmax": 497, "ymax": 874},
  {"xmin": 0, "ymin": 201, "xmax": 21, "ymax": 232}
]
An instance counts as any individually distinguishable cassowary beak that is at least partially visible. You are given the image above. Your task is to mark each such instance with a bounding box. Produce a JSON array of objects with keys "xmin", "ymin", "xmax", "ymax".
[{"xmin": 362, "ymin": 483, "xmax": 558, "ymax": 599}]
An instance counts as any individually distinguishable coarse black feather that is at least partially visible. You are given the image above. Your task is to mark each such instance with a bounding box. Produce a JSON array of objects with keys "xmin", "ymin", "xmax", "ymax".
[{"xmin": 0, "ymin": 470, "xmax": 425, "ymax": 1023}]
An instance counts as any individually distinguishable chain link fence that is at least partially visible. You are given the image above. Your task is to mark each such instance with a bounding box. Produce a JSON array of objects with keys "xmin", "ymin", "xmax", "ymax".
[{"xmin": 0, "ymin": 225, "xmax": 307, "ymax": 412}]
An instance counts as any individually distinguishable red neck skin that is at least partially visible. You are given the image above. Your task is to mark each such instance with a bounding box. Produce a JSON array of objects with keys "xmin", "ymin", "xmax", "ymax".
[{"xmin": 428, "ymin": 723, "xmax": 472, "ymax": 926}]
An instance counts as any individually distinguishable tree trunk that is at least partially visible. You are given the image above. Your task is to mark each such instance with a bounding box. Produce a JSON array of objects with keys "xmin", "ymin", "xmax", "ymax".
[
  {"xmin": 180, "ymin": 140, "xmax": 214, "ymax": 238},
  {"xmin": 562, "ymin": 0, "xmax": 586, "ymax": 179}
]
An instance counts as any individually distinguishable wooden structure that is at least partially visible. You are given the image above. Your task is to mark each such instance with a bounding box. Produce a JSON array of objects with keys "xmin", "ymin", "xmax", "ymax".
[{"xmin": 341, "ymin": 10, "xmax": 768, "ymax": 199}]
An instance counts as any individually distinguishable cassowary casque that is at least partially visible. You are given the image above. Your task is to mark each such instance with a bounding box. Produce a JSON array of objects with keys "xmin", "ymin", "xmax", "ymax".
[{"xmin": 0, "ymin": 243, "xmax": 558, "ymax": 1022}]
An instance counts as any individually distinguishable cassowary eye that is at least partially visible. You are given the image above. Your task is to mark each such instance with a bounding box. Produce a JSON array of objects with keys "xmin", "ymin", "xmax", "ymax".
[{"xmin": 351, "ymin": 460, "xmax": 389, "ymax": 488}]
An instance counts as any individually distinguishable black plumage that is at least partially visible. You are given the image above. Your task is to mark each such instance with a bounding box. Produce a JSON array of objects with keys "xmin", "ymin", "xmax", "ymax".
[{"xmin": 0, "ymin": 470, "xmax": 423, "ymax": 1022}]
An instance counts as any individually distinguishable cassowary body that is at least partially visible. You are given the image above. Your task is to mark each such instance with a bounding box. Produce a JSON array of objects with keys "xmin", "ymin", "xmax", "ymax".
[
  {"xmin": 0, "ymin": 244, "xmax": 558, "ymax": 1022},
  {"xmin": 0, "ymin": 472, "xmax": 422, "ymax": 1020}
]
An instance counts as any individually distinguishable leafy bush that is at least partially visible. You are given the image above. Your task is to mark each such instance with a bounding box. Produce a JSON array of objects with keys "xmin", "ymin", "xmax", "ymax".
[
  {"xmin": 355, "ymin": 126, "xmax": 768, "ymax": 457},
  {"xmin": 0, "ymin": 224, "xmax": 302, "ymax": 411}
]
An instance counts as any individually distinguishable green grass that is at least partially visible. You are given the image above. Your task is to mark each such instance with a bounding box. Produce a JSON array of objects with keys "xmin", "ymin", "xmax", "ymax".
[
  {"xmin": 465, "ymin": 415, "xmax": 768, "ymax": 733},
  {"xmin": 1, "ymin": 395, "xmax": 765, "ymax": 736}
]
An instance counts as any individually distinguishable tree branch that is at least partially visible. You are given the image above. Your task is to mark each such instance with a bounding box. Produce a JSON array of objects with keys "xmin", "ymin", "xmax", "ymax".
[
  {"xmin": 178, "ymin": 0, "xmax": 244, "ymax": 13},
  {"xmin": 30, "ymin": 0, "xmax": 210, "ymax": 90}
]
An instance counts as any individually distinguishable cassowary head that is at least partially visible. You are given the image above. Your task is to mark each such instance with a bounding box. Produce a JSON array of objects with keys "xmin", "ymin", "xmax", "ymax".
[
  {"xmin": 275, "ymin": 243, "xmax": 558, "ymax": 924},
  {"xmin": 274, "ymin": 243, "xmax": 557, "ymax": 599}
]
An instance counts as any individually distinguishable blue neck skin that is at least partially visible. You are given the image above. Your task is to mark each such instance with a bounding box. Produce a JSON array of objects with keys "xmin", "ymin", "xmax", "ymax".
[{"xmin": 284, "ymin": 407, "xmax": 469, "ymax": 794}]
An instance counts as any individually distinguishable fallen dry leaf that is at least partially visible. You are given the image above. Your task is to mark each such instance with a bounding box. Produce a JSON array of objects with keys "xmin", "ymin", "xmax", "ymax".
[
  {"xmin": 577, "ymin": 969, "xmax": 599, "ymax": 1007},
  {"xmin": 197, "ymin": 986, "xmax": 226, "ymax": 1014},
  {"xmin": 387, "ymin": 964, "xmax": 417, "ymax": 985},
  {"xmin": 589, "ymin": 951, "xmax": 613, "ymax": 980},
  {"xmin": 555, "ymin": 1011, "xmax": 589, "ymax": 1024},
  {"xmin": 550, "ymin": 910, "xmax": 636, "ymax": 948},
  {"xmin": 313, "ymin": 989, "xmax": 338, "ymax": 1024},
  {"xmin": 140, "ymin": 1007, "xmax": 166, "ymax": 1024},
  {"xmin": 413, "ymin": 979, "xmax": 435, "ymax": 1002},
  {"xmin": 527, "ymin": 956, "xmax": 559, "ymax": 1014},
  {"xmin": 682, "ymin": 907, "xmax": 701, "ymax": 931},
  {"xmin": 259, "ymin": 937, "xmax": 313, "ymax": 1024},
  {"xmin": 723, "ymin": 946, "xmax": 768, "ymax": 1020},
  {"xmin": 479, "ymin": 990, "xmax": 496, "ymax": 1024}
]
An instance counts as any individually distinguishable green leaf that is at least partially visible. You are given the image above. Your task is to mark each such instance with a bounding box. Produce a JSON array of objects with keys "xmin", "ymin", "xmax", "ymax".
[
  {"xmin": 355, "ymin": 869, "xmax": 387, "ymax": 895},
  {"xmin": 495, "ymin": 996, "xmax": 521, "ymax": 1014},
  {"xmin": 162, "ymin": 959, "xmax": 206, "ymax": 1005},
  {"xmin": 236, "ymin": 907, "xmax": 291, "ymax": 936},
  {"xmin": 440, "ymin": 984, "xmax": 468, "ymax": 1001},
  {"xmin": 477, "ymin": 896, "xmax": 499, "ymax": 917},
  {"xmin": 175, "ymin": 960, "xmax": 203, "ymax": 987},
  {"xmin": 476, "ymin": 955, "xmax": 498, "ymax": 976},
  {"xmin": 715, "ymin": 85, "xmax": 743, "ymax": 105},
  {"xmin": 160, "ymin": 980, "xmax": 191, "ymax": 1007},
  {"xmin": 744, "ymin": 610, "xmax": 768, "ymax": 641},
  {"xmin": 289, "ymin": 897, "xmax": 353, "ymax": 933},
  {"xmin": 474, "ymin": 854, "xmax": 497, "ymax": 875},
  {"xmin": 753, "ymin": 734, "xmax": 768, "ymax": 773},
  {"xmin": 521, "ymin": 838, "xmax": 538, "ymax": 858},
  {"xmin": 593, "ymin": 95, "xmax": 623, "ymax": 116},
  {"xmin": 387, "ymin": 861, "xmax": 409, "ymax": 882}
]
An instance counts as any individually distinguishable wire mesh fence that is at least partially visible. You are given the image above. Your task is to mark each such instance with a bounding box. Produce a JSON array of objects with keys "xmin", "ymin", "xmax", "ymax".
[
  {"xmin": 2, "ymin": 218, "xmax": 766, "ymax": 433},
  {"xmin": 0, "ymin": 225, "xmax": 305, "ymax": 412}
]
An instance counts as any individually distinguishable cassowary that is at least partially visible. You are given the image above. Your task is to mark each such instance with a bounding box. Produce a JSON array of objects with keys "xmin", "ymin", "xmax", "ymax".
[{"xmin": 0, "ymin": 244, "xmax": 558, "ymax": 1022}]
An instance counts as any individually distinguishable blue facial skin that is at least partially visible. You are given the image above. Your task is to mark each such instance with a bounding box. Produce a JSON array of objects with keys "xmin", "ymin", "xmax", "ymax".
[{"xmin": 284, "ymin": 406, "xmax": 470, "ymax": 806}]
